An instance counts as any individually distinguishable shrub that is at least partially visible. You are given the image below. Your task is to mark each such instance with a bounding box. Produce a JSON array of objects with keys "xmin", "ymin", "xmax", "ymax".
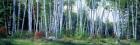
[
  {"xmin": 11, "ymin": 31, "xmax": 34, "ymax": 39},
  {"xmin": 34, "ymin": 32, "xmax": 43, "ymax": 39}
]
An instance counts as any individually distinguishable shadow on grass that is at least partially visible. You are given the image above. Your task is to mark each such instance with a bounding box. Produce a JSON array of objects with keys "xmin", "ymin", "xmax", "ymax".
[{"xmin": 0, "ymin": 39, "xmax": 14, "ymax": 45}]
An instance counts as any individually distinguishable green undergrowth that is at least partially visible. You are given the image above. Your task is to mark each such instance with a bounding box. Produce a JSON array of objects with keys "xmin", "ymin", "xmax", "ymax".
[{"xmin": 0, "ymin": 38, "xmax": 140, "ymax": 45}]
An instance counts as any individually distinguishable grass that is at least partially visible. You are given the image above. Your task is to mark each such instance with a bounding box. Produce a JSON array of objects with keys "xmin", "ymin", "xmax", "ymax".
[
  {"xmin": 12, "ymin": 39, "xmax": 34, "ymax": 45},
  {"xmin": 0, "ymin": 38, "xmax": 140, "ymax": 45}
]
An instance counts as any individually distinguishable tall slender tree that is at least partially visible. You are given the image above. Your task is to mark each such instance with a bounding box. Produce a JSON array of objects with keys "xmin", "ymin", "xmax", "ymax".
[
  {"xmin": 12, "ymin": 0, "xmax": 16, "ymax": 34},
  {"xmin": 28, "ymin": 0, "xmax": 32, "ymax": 32}
]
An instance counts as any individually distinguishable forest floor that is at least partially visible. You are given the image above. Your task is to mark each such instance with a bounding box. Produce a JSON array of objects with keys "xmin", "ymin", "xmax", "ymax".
[{"xmin": 0, "ymin": 38, "xmax": 140, "ymax": 45}]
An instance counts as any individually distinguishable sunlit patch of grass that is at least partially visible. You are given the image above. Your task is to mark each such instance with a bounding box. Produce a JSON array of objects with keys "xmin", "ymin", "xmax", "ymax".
[
  {"xmin": 45, "ymin": 42, "xmax": 64, "ymax": 45},
  {"xmin": 88, "ymin": 38, "xmax": 117, "ymax": 45},
  {"xmin": 12, "ymin": 39, "xmax": 34, "ymax": 45}
]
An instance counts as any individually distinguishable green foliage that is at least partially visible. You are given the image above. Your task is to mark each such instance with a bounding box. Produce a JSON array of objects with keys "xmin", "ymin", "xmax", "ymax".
[
  {"xmin": 0, "ymin": 39, "xmax": 13, "ymax": 45},
  {"xmin": 64, "ymin": 0, "xmax": 75, "ymax": 6},
  {"xmin": 1, "ymin": 38, "xmax": 139, "ymax": 45},
  {"xmin": 86, "ymin": 0, "xmax": 99, "ymax": 9},
  {"xmin": 0, "ymin": 33, "xmax": 7, "ymax": 38},
  {"xmin": 0, "ymin": 18, "xmax": 4, "ymax": 26},
  {"xmin": 11, "ymin": 31, "xmax": 34, "ymax": 39},
  {"xmin": 0, "ymin": 0, "xmax": 12, "ymax": 26}
]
